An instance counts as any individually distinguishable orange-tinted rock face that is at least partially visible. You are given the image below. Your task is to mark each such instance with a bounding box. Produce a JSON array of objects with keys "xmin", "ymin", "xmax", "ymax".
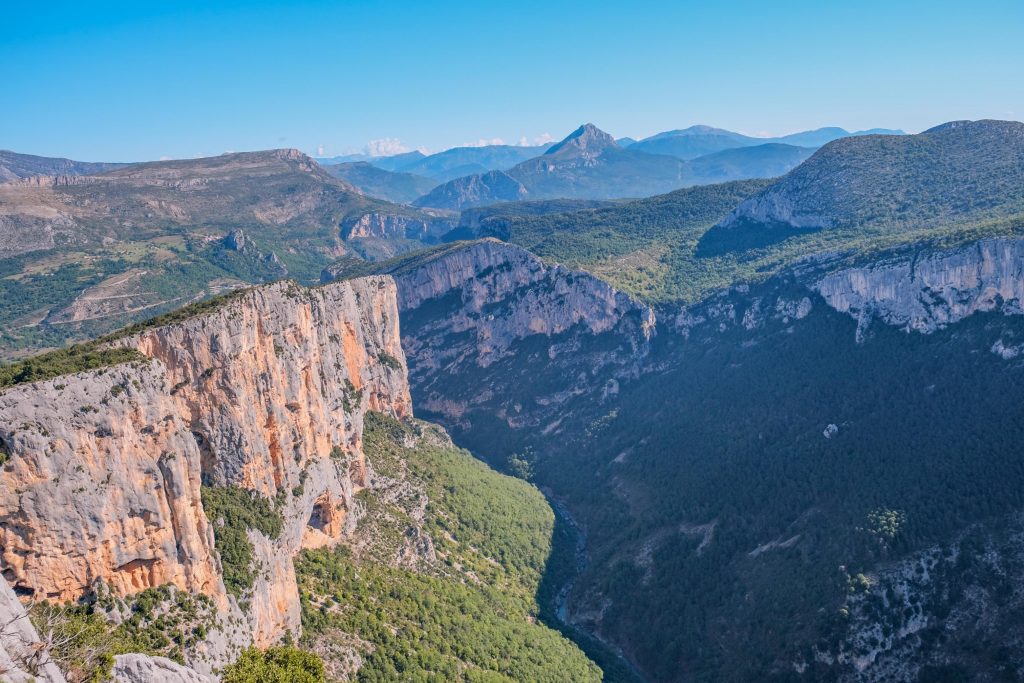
[
  {"xmin": 0, "ymin": 361, "xmax": 221, "ymax": 605},
  {"xmin": 0, "ymin": 275, "xmax": 411, "ymax": 655}
]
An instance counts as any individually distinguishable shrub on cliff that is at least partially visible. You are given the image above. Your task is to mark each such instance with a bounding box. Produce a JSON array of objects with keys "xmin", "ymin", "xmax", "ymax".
[
  {"xmin": 201, "ymin": 486, "xmax": 283, "ymax": 598},
  {"xmin": 0, "ymin": 345, "xmax": 145, "ymax": 389},
  {"xmin": 220, "ymin": 646, "xmax": 325, "ymax": 683}
]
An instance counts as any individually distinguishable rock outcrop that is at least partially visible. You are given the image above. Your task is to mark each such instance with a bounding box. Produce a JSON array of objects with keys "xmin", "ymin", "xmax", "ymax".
[
  {"xmin": 815, "ymin": 238, "xmax": 1024, "ymax": 340},
  {"xmin": 340, "ymin": 211, "xmax": 454, "ymax": 243},
  {"xmin": 391, "ymin": 239, "xmax": 655, "ymax": 368},
  {"xmin": 113, "ymin": 654, "xmax": 213, "ymax": 683},
  {"xmin": 0, "ymin": 578, "xmax": 67, "ymax": 682},
  {"xmin": 0, "ymin": 276, "xmax": 411, "ymax": 671}
]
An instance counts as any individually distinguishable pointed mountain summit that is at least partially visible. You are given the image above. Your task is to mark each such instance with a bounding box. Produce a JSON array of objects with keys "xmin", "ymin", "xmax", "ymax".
[
  {"xmin": 415, "ymin": 123, "xmax": 687, "ymax": 210},
  {"xmin": 544, "ymin": 123, "xmax": 618, "ymax": 157}
]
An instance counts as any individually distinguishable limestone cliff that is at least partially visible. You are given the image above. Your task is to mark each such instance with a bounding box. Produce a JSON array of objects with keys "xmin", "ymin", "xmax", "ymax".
[
  {"xmin": 0, "ymin": 276, "xmax": 411, "ymax": 671},
  {"xmin": 815, "ymin": 238, "xmax": 1024, "ymax": 340},
  {"xmin": 345, "ymin": 239, "xmax": 654, "ymax": 442}
]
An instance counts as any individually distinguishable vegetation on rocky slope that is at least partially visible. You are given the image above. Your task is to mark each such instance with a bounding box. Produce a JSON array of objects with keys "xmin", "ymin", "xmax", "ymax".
[
  {"xmin": 27, "ymin": 585, "xmax": 218, "ymax": 682},
  {"xmin": 0, "ymin": 287, "xmax": 250, "ymax": 388},
  {"xmin": 462, "ymin": 186, "xmax": 1024, "ymax": 306},
  {"xmin": 0, "ymin": 344, "xmax": 146, "ymax": 388},
  {"xmin": 296, "ymin": 412, "xmax": 602, "ymax": 682},
  {"xmin": 718, "ymin": 119, "xmax": 1024, "ymax": 232},
  {"xmin": 220, "ymin": 645, "xmax": 326, "ymax": 683},
  {"xmin": 0, "ymin": 150, "xmax": 441, "ymax": 357},
  {"xmin": 201, "ymin": 486, "xmax": 284, "ymax": 599}
]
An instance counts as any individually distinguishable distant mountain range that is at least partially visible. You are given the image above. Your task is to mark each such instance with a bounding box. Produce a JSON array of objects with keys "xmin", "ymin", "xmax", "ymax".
[
  {"xmin": 414, "ymin": 124, "xmax": 689, "ymax": 210},
  {"xmin": 629, "ymin": 124, "xmax": 905, "ymax": 160},
  {"xmin": 323, "ymin": 161, "xmax": 437, "ymax": 204},
  {"xmin": 316, "ymin": 150, "xmax": 426, "ymax": 171},
  {"xmin": 317, "ymin": 124, "xmax": 901, "ymax": 191},
  {"xmin": 413, "ymin": 124, "xmax": 828, "ymax": 210},
  {"xmin": 396, "ymin": 144, "xmax": 549, "ymax": 182},
  {"xmin": 318, "ymin": 145, "xmax": 548, "ymax": 182}
]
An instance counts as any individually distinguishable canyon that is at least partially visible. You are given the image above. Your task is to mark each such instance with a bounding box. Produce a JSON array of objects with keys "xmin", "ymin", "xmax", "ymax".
[
  {"xmin": 3, "ymin": 119, "xmax": 1024, "ymax": 682},
  {"xmin": 371, "ymin": 233, "xmax": 1024, "ymax": 682}
]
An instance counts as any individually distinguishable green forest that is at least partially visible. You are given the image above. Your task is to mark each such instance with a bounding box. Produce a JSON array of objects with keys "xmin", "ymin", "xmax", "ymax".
[
  {"xmin": 296, "ymin": 413, "xmax": 603, "ymax": 682},
  {"xmin": 454, "ymin": 182, "xmax": 1024, "ymax": 305},
  {"xmin": 413, "ymin": 277, "xmax": 1024, "ymax": 681}
]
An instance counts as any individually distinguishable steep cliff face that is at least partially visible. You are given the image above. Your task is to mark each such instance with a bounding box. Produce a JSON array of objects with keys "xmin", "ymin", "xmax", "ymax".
[
  {"xmin": 0, "ymin": 360, "xmax": 221, "ymax": 605},
  {"xmin": 815, "ymin": 237, "xmax": 1024, "ymax": 340},
  {"xmin": 394, "ymin": 239, "xmax": 655, "ymax": 363},
  {"xmin": 0, "ymin": 276, "xmax": 411, "ymax": 668},
  {"xmin": 353, "ymin": 239, "xmax": 654, "ymax": 464}
]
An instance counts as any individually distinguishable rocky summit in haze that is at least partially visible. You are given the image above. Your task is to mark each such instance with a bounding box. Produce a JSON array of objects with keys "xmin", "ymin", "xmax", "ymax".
[
  {"xmin": 4, "ymin": 117, "xmax": 1024, "ymax": 683},
  {"xmin": 415, "ymin": 123, "xmax": 689, "ymax": 210}
]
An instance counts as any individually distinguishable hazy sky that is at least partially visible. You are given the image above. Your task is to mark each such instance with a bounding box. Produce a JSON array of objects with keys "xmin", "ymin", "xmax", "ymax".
[{"xmin": 3, "ymin": 0, "xmax": 1022, "ymax": 161}]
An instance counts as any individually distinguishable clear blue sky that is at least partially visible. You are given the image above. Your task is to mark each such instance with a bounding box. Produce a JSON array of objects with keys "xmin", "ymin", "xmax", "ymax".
[{"xmin": 2, "ymin": 0, "xmax": 1022, "ymax": 161}]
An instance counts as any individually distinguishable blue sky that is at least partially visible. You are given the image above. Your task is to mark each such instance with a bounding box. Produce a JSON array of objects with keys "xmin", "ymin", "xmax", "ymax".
[{"xmin": 2, "ymin": 0, "xmax": 1022, "ymax": 161}]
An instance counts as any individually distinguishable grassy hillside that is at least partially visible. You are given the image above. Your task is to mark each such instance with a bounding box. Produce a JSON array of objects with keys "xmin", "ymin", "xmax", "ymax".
[
  {"xmin": 465, "ymin": 179, "xmax": 770, "ymax": 301},
  {"xmin": 296, "ymin": 413, "xmax": 604, "ymax": 682},
  {"xmin": 713, "ymin": 120, "xmax": 1024, "ymax": 237},
  {"xmin": 0, "ymin": 150, "xmax": 446, "ymax": 357}
]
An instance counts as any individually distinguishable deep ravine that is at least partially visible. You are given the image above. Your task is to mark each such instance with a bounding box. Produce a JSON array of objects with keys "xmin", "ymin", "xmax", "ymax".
[{"xmin": 544, "ymin": 496, "xmax": 648, "ymax": 683}]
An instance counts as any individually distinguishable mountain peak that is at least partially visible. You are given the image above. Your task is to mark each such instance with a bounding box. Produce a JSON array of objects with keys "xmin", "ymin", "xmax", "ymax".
[{"xmin": 544, "ymin": 123, "xmax": 617, "ymax": 156}]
